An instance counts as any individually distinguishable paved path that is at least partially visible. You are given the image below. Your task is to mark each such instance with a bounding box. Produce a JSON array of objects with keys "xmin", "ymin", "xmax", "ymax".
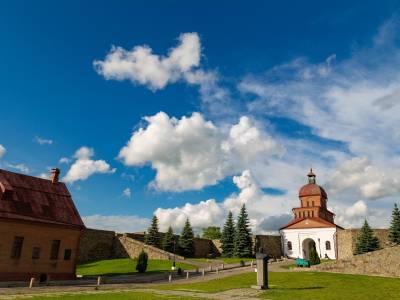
[{"xmin": 0, "ymin": 260, "xmax": 293, "ymax": 299}]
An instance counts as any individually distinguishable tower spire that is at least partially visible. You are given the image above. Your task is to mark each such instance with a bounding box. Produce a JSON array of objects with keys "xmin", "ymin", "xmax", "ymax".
[{"xmin": 308, "ymin": 168, "xmax": 316, "ymax": 184}]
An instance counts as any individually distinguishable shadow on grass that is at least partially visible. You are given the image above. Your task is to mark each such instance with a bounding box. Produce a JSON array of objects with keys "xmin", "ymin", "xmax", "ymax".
[{"xmin": 270, "ymin": 286, "xmax": 324, "ymax": 291}]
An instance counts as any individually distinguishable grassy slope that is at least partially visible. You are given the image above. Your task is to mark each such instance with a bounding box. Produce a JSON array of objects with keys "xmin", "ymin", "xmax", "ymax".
[
  {"xmin": 77, "ymin": 258, "xmax": 195, "ymax": 276},
  {"xmin": 157, "ymin": 271, "xmax": 400, "ymax": 300}
]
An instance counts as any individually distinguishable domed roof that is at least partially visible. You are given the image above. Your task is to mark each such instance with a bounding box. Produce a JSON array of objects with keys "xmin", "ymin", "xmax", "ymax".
[
  {"xmin": 299, "ymin": 168, "xmax": 328, "ymax": 198},
  {"xmin": 299, "ymin": 183, "xmax": 327, "ymax": 198}
]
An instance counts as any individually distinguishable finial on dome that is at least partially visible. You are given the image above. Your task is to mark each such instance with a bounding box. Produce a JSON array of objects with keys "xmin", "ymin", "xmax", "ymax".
[{"xmin": 307, "ymin": 168, "xmax": 316, "ymax": 184}]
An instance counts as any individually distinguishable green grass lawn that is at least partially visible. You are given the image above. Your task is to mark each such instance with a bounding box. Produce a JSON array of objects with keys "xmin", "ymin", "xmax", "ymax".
[
  {"xmin": 191, "ymin": 257, "xmax": 253, "ymax": 264},
  {"xmin": 18, "ymin": 291, "xmax": 204, "ymax": 300},
  {"xmin": 157, "ymin": 271, "xmax": 400, "ymax": 300},
  {"xmin": 77, "ymin": 258, "xmax": 196, "ymax": 277}
]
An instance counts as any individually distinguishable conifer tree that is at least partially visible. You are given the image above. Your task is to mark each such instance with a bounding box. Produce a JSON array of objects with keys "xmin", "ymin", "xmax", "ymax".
[
  {"xmin": 221, "ymin": 211, "xmax": 235, "ymax": 257},
  {"xmin": 135, "ymin": 250, "xmax": 148, "ymax": 273},
  {"xmin": 145, "ymin": 215, "xmax": 160, "ymax": 247},
  {"xmin": 389, "ymin": 203, "xmax": 400, "ymax": 245},
  {"xmin": 309, "ymin": 243, "xmax": 320, "ymax": 265},
  {"xmin": 162, "ymin": 226, "xmax": 176, "ymax": 253},
  {"xmin": 234, "ymin": 204, "xmax": 253, "ymax": 258},
  {"xmin": 355, "ymin": 219, "xmax": 380, "ymax": 254},
  {"xmin": 178, "ymin": 218, "xmax": 195, "ymax": 257}
]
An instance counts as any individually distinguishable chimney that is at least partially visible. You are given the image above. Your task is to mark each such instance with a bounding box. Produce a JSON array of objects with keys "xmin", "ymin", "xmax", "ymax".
[{"xmin": 50, "ymin": 168, "xmax": 60, "ymax": 184}]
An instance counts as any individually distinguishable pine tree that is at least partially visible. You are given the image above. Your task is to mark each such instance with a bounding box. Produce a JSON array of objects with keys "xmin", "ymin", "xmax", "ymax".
[
  {"xmin": 162, "ymin": 226, "xmax": 176, "ymax": 253},
  {"xmin": 355, "ymin": 219, "xmax": 380, "ymax": 255},
  {"xmin": 309, "ymin": 243, "xmax": 320, "ymax": 265},
  {"xmin": 221, "ymin": 211, "xmax": 236, "ymax": 257},
  {"xmin": 234, "ymin": 204, "xmax": 253, "ymax": 258},
  {"xmin": 145, "ymin": 215, "xmax": 160, "ymax": 247},
  {"xmin": 389, "ymin": 203, "xmax": 400, "ymax": 245},
  {"xmin": 178, "ymin": 218, "xmax": 195, "ymax": 257},
  {"xmin": 135, "ymin": 250, "xmax": 148, "ymax": 273}
]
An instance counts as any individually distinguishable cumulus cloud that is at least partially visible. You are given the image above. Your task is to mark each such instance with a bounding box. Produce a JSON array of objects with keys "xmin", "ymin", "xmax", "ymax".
[
  {"xmin": 6, "ymin": 163, "xmax": 30, "ymax": 174},
  {"xmin": 0, "ymin": 144, "xmax": 5, "ymax": 159},
  {"xmin": 35, "ymin": 136, "xmax": 53, "ymax": 145},
  {"xmin": 155, "ymin": 170, "xmax": 293, "ymax": 234},
  {"xmin": 122, "ymin": 187, "xmax": 131, "ymax": 198},
  {"xmin": 326, "ymin": 156, "xmax": 400, "ymax": 200},
  {"xmin": 63, "ymin": 146, "xmax": 116, "ymax": 183},
  {"xmin": 119, "ymin": 112, "xmax": 283, "ymax": 191},
  {"xmin": 83, "ymin": 214, "xmax": 150, "ymax": 233},
  {"xmin": 94, "ymin": 33, "xmax": 201, "ymax": 90},
  {"xmin": 59, "ymin": 157, "xmax": 71, "ymax": 164}
]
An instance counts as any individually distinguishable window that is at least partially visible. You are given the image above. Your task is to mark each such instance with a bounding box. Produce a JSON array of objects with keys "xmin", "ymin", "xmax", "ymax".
[
  {"xmin": 50, "ymin": 240, "xmax": 61, "ymax": 260},
  {"xmin": 311, "ymin": 211, "xmax": 314, "ymax": 217},
  {"xmin": 64, "ymin": 249, "xmax": 72, "ymax": 261},
  {"xmin": 10, "ymin": 236, "xmax": 24, "ymax": 259},
  {"xmin": 287, "ymin": 241, "xmax": 292, "ymax": 250},
  {"xmin": 32, "ymin": 247, "xmax": 41, "ymax": 259},
  {"xmin": 325, "ymin": 241, "xmax": 331, "ymax": 250}
]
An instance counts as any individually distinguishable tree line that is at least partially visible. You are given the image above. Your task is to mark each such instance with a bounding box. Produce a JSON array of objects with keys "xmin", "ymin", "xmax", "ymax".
[
  {"xmin": 355, "ymin": 203, "xmax": 400, "ymax": 254},
  {"xmin": 144, "ymin": 204, "xmax": 253, "ymax": 258}
]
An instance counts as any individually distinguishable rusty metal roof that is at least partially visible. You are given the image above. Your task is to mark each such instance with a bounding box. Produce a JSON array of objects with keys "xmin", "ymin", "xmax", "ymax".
[
  {"xmin": 0, "ymin": 169, "xmax": 85, "ymax": 228},
  {"xmin": 299, "ymin": 183, "xmax": 328, "ymax": 198}
]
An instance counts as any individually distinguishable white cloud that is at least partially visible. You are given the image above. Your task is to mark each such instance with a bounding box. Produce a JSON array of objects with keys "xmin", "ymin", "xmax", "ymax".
[
  {"xmin": 119, "ymin": 112, "xmax": 283, "ymax": 191},
  {"xmin": 35, "ymin": 136, "xmax": 53, "ymax": 145},
  {"xmin": 155, "ymin": 170, "xmax": 293, "ymax": 234},
  {"xmin": 122, "ymin": 188, "xmax": 131, "ymax": 198},
  {"xmin": 327, "ymin": 156, "xmax": 400, "ymax": 200},
  {"xmin": 6, "ymin": 163, "xmax": 30, "ymax": 174},
  {"xmin": 94, "ymin": 33, "xmax": 201, "ymax": 91},
  {"xmin": 63, "ymin": 146, "xmax": 116, "ymax": 183},
  {"xmin": 82, "ymin": 214, "xmax": 150, "ymax": 233},
  {"xmin": 0, "ymin": 145, "xmax": 5, "ymax": 159},
  {"xmin": 59, "ymin": 157, "xmax": 72, "ymax": 164}
]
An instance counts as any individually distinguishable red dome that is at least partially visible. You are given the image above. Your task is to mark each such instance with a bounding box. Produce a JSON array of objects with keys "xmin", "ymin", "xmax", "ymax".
[{"xmin": 299, "ymin": 183, "xmax": 327, "ymax": 198}]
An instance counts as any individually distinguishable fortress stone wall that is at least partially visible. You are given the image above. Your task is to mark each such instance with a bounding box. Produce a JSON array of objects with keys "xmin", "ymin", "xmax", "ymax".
[{"xmin": 337, "ymin": 229, "xmax": 391, "ymax": 259}]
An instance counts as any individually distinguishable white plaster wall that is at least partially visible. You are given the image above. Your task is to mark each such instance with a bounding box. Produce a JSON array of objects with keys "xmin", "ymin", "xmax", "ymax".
[{"xmin": 280, "ymin": 227, "xmax": 337, "ymax": 259}]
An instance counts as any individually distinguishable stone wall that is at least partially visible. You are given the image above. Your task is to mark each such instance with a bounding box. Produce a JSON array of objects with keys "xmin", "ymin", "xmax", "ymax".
[
  {"xmin": 193, "ymin": 237, "xmax": 220, "ymax": 257},
  {"xmin": 254, "ymin": 235, "xmax": 283, "ymax": 258},
  {"xmin": 78, "ymin": 228, "xmax": 116, "ymax": 263},
  {"xmin": 313, "ymin": 245, "xmax": 400, "ymax": 277},
  {"xmin": 337, "ymin": 229, "xmax": 391, "ymax": 260},
  {"xmin": 115, "ymin": 234, "xmax": 184, "ymax": 260}
]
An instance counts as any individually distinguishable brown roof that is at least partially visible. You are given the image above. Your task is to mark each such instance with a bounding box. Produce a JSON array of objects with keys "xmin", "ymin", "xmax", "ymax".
[
  {"xmin": 0, "ymin": 169, "xmax": 85, "ymax": 228},
  {"xmin": 299, "ymin": 183, "xmax": 328, "ymax": 198},
  {"xmin": 280, "ymin": 217, "xmax": 343, "ymax": 230}
]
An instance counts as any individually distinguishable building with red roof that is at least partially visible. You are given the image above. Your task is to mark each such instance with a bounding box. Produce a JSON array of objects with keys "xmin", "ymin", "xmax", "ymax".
[
  {"xmin": 0, "ymin": 168, "xmax": 85, "ymax": 282},
  {"xmin": 279, "ymin": 169, "xmax": 343, "ymax": 260}
]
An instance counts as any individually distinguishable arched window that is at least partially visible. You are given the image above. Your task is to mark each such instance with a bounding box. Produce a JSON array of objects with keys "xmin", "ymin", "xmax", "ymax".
[
  {"xmin": 325, "ymin": 241, "xmax": 331, "ymax": 250},
  {"xmin": 287, "ymin": 241, "xmax": 292, "ymax": 250}
]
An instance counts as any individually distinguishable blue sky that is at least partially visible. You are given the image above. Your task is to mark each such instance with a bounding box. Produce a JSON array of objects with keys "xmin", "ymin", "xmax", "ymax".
[{"xmin": 1, "ymin": 1, "xmax": 400, "ymax": 233}]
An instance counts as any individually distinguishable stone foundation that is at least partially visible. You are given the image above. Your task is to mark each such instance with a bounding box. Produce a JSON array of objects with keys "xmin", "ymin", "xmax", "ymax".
[{"xmin": 313, "ymin": 245, "xmax": 400, "ymax": 277}]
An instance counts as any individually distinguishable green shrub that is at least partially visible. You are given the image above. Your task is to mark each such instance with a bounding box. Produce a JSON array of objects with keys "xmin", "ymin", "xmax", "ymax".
[
  {"xmin": 135, "ymin": 250, "xmax": 148, "ymax": 273},
  {"xmin": 309, "ymin": 244, "xmax": 320, "ymax": 265}
]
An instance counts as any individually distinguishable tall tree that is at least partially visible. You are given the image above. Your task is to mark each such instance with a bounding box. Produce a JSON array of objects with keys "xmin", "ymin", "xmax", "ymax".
[
  {"xmin": 234, "ymin": 204, "xmax": 253, "ymax": 258},
  {"xmin": 201, "ymin": 226, "xmax": 222, "ymax": 240},
  {"xmin": 221, "ymin": 211, "xmax": 235, "ymax": 257},
  {"xmin": 309, "ymin": 243, "xmax": 320, "ymax": 265},
  {"xmin": 162, "ymin": 226, "xmax": 176, "ymax": 253},
  {"xmin": 389, "ymin": 203, "xmax": 400, "ymax": 245},
  {"xmin": 355, "ymin": 219, "xmax": 380, "ymax": 255},
  {"xmin": 145, "ymin": 215, "xmax": 160, "ymax": 247},
  {"xmin": 178, "ymin": 218, "xmax": 195, "ymax": 257}
]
